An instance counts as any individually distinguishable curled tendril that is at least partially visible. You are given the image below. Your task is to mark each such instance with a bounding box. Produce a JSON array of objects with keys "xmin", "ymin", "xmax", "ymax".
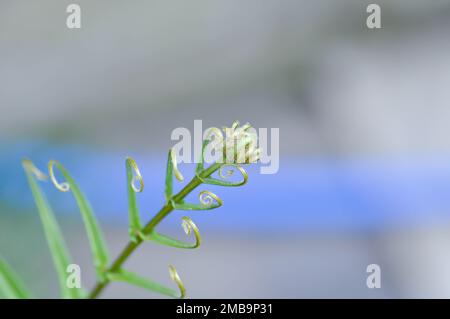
[
  {"xmin": 199, "ymin": 164, "xmax": 248, "ymax": 187},
  {"xmin": 181, "ymin": 216, "xmax": 201, "ymax": 247},
  {"xmin": 170, "ymin": 149, "xmax": 184, "ymax": 182},
  {"xmin": 22, "ymin": 159, "xmax": 48, "ymax": 181},
  {"xmin": 48, "ymin": 160, "xmax": 70, "ymax": 192},
  {"xmin": 168, "ymin": 265, "xmax": 186, "ymax": 298},
  {"xmin": 199, "ymin": 190, "xmax": 223, "ymax": 208},
  {"xmin": 106, "ymin": 267, "xmax": 186, "ymax": 299},
  {"xmin": 219, "ymin": 164, "xmax": 248, "ymax": 185},
  {"xmin": 172, "ymin": 190, "xmax": 223, "ymax": 211},
  {"xmin": 136, "ymin": 216, "xmax": 201, "ymax": 249},
  {"xmin": 126, "ymin": 157, "xmax": 144, "ymax": 193}
]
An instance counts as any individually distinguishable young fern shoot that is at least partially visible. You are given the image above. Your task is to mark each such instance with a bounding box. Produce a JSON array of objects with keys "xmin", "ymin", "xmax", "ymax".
[{"xmin": 0, "ymin": 121, "xmax": 260, "ymax": 299}]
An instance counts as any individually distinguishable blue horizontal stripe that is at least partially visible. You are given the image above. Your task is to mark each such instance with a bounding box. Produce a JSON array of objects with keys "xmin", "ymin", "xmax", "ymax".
[{"xmin": 1, "ymin": 142, "xmax": 450, "ymax": 231}]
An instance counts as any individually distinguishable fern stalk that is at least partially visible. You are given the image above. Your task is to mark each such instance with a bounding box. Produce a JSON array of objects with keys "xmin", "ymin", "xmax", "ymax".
[
  {"xmin": 88, "ymin": 162, "xmax": 220, "ymax": 298},
  {"xmin": 0, "ymin": 121, "xmax": 259, "ymax": 299}
]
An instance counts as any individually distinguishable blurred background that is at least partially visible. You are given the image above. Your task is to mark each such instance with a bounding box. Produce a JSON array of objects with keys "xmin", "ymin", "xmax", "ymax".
[{"xmin": 2, "ymin": 0, "xmax": 450, "ymax": 298}]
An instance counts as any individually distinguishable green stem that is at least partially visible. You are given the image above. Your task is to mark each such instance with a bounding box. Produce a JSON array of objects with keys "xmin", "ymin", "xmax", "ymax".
[{"xmin": 88, "ymin": 163, "xmax": 221, "ymax": 299}]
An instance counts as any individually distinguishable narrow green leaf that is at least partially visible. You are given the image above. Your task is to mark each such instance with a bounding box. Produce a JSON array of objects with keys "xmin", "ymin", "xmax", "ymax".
[
  {"xmin": 49, "ymin": 161, "xmax": 109, "ymax": 281},
  {"xmin": 165, "ymin": 150, "xmax": 174, "ymax": 200},
  {"xmin": 125, "ymin": 157, "xmax": 143, "ymax": 240},
  {"xmin": 173, "ymin": 190, "xmax": 223, "ymax": 211},
  {"xmin": 201, "ymin": 163, "xmax": 248, "ymax": 187},
  {"xmin": 143, "ymin": 232, "xmax": 198, "ymax": 249},
  {"xmin": 22, "ymin": 159, "xmax": 82, "ymax": 299},
  {"xmin": 140, "ymin": 217, "xmax": 200, "ymax": 249},
  {"xmin": 203, "ymin": 164, "xmax": 248, "ymax": 187},
  {"xmin": 203, "ymin": 177, "xmax": 241, "ymax": 186},
  {"xmin": 195, "ymin": 140, "xmax": 210, "ymax": 174},
  {"xmin": 107, "ymin": 268, "xmax": 185, "ymax": 298},
  {"xmin": 165, "ymin": 148, "xmax": 186, "ymax": 199},
  {"xmin": 0, "ymin": 256, "xmax": 32, "ymax": 299},
  {"xmin": 173, "ymin": 202, "xmax": 221, "ymax": 211}
]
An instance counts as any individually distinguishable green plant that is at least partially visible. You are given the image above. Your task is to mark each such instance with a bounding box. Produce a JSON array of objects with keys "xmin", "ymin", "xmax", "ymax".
[{"xmin": 0, "ymin": 121, "xmax": 259, "ymax": 299}]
